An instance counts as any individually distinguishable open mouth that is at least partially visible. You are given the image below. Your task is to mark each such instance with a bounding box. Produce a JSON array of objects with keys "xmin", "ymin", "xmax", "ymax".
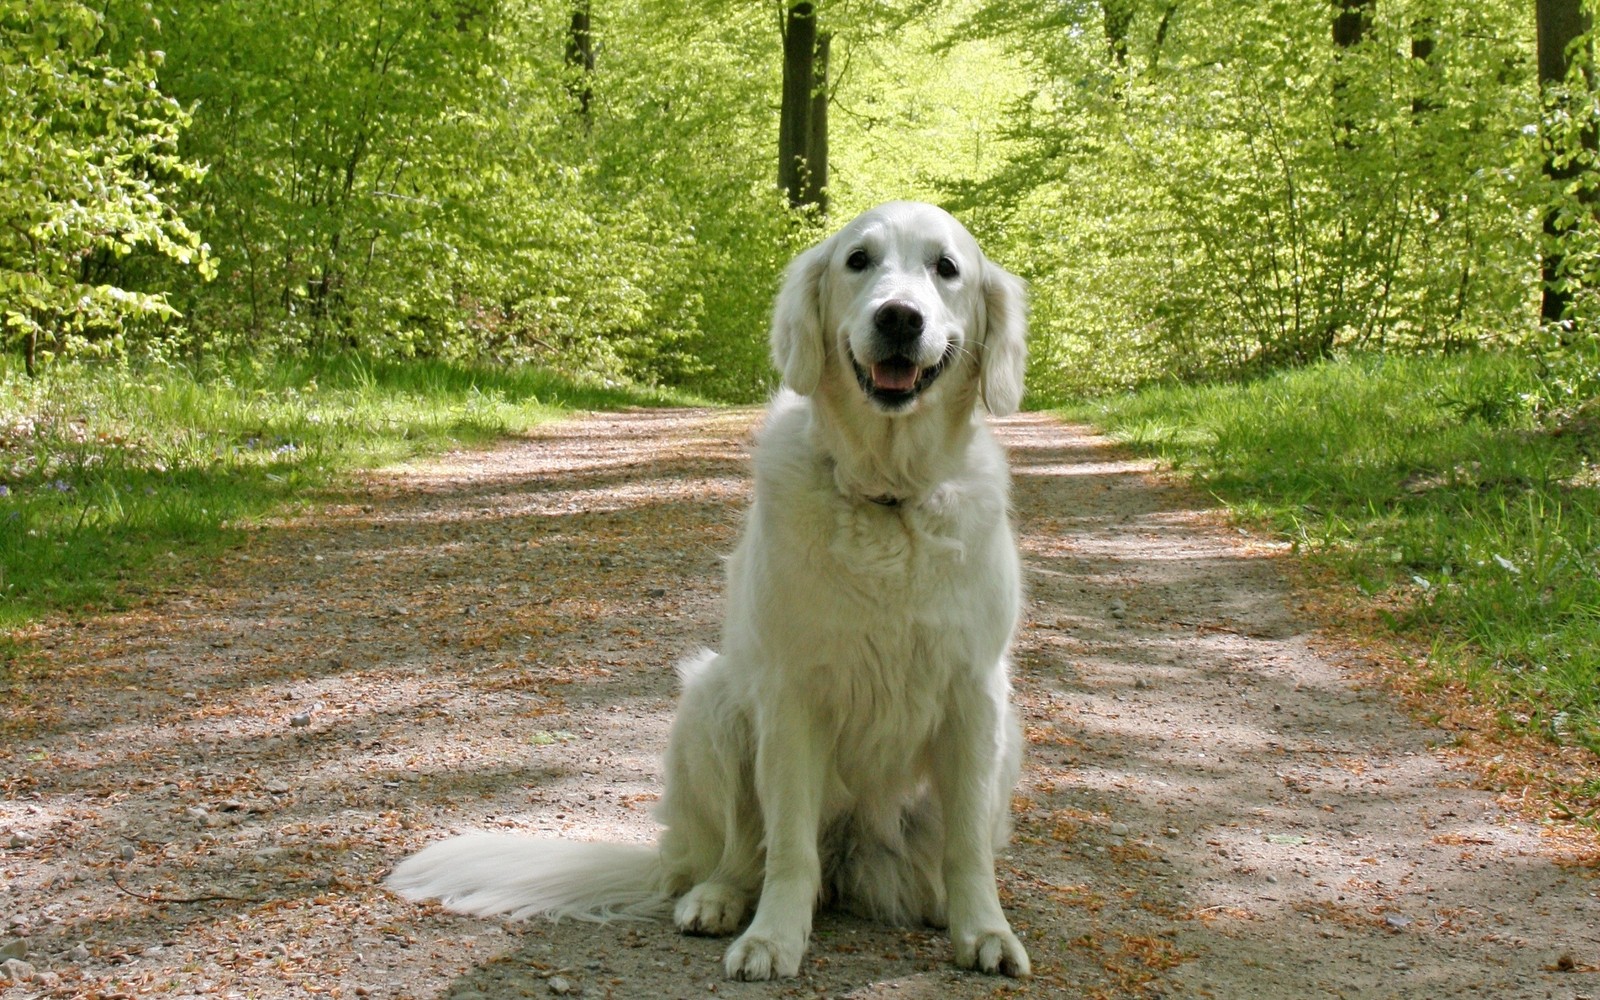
[{"xmin": 850, "ymin": 345, "xmax": 956, "ymax": 410}]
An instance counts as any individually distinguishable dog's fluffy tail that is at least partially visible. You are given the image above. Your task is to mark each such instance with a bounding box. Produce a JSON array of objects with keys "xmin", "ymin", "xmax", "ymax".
[{"xmin": 386, "ymin": 833, "xmax": 670, "ymax": 921}]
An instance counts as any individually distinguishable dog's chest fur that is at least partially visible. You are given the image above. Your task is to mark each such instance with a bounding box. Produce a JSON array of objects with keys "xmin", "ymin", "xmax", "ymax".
[{"xmin": 723, "ymin": 398, "xmax": 1019, "ymax": 777}]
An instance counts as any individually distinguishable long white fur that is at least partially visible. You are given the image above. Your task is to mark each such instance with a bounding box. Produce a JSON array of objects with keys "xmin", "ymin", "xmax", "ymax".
[
  {"xmin": 387, "ymin": 201, "xmax": 1032, "ymax": 981},
  {"xmin": 386, "ymin": 835, "xmax": 667, "ymax": 920}
]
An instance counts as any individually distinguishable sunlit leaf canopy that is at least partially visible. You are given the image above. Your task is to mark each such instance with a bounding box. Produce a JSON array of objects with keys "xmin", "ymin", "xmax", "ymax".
[{"xmin": 3, "ymin": 0, "xmax": 1592, "ymax": 400}]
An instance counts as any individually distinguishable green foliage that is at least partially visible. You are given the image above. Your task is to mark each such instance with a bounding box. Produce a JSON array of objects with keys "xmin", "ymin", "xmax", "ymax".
[
  {"xmin": 103, "ymin": 0, "xmax": 524, "ymax": 354},
  {"xmin": 954, "ymin": 0, "xmax": 1540, "ymax": 397},
  {"xmin": 0, "ymin": 0, "xmax": 212, "ymax": 367},
  {"xmin": 1069, "ymin": 352, "xmax": 1600, "ymax": 751},
  {"xmin": 72, "ymin": 0, "xmax": 837, "ymax": 398},
  {"xmin": 5, "ymin": 0, "xmax": 1597, "ymax": 404},
  {"xmin": 0, "ymin": 354, "xmax": 694, "ymax": 626}
]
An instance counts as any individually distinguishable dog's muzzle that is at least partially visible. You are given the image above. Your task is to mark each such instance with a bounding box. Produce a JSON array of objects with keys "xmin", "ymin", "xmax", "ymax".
[{"xmin": 851, "ymin": 301, "xmax": 955, "ymax": 410}]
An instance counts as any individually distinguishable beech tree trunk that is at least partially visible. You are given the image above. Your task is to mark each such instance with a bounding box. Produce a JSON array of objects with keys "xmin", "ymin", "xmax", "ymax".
[
  {"xmin": 1331, "ymin": 0, "xmax": 1373, "ymax": 144},
  {"xmin": 567, "ymin": 2, "xmax": 595, "ymax": 123},
  {"xmin": 1103, "ymin": 0, "xmax": 1134, "ymax": 68},
  {"xmin": 1537, "ymin": 0, "xmax": 1594, "ymax": 327},
  {"xmin": 802, "ymin": 33, "xmax": 830, "ymax": 212},
  {"xmin": 1410, "ymin": 18, "xmax": 1437, "ymax": 118},
  {"xmin": 779, "ymin": 3, "xmax": 827, "ymax": 211}
]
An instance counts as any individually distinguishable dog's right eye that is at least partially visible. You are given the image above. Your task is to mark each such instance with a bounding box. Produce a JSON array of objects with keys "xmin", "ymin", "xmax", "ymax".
[{"xmin": 845, "ymin": 249, "xmax": 871, "ymax": 272}]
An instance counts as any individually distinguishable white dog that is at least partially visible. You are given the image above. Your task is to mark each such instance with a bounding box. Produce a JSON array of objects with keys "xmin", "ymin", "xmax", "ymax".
[{"xmin": 388, "ymin": 201, "xmax": 1032, "ymax": 980}]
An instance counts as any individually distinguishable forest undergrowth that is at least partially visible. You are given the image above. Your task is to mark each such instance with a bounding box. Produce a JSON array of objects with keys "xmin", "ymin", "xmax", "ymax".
[{"xmin": 1068, "ymin": 350, "xmax": 1600, "ymax": 813}]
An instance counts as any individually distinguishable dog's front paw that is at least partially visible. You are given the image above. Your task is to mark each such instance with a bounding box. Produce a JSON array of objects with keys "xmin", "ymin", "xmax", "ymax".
[
  {"xmin": 724, "ymin": 930, "xmax": 803, "ymax": 980},
  {"xmin": 675, "ymin": 882, "xmax": 749, "ymax": 937},
  {"xmin": 953, "ymin": 926, "xmax": 1031, "ymax": 978}
]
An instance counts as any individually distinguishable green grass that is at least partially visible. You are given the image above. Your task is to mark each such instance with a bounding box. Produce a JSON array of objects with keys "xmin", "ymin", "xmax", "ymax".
[
  {"xmin": 1061, "ymin": 352, "xmax": 1600, "ymax": 754},
  {"xmin": 0, "ymin": 354, "xmax": 698, "ymax": 630}
]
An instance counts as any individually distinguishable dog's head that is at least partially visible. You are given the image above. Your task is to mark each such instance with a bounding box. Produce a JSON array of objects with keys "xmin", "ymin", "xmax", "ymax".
[{"xmin": 770, "ymin": 201, "xmax": 1027, "ymax": 417}]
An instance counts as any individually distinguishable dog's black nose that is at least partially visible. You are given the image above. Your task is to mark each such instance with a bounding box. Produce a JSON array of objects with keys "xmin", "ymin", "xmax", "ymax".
[{"xmin": 873, "ymin": 301, "xmax": 924, "ymax": 345}]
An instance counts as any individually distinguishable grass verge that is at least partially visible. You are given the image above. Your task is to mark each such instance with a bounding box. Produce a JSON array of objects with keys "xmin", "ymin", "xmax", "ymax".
[
  {"xmin": 1060, "ymin": 352, "xmax": 1600, "ymax": 767},
  {"xmin": 0, "ymin": 354, "xmax": 697, "ymax": 632}
]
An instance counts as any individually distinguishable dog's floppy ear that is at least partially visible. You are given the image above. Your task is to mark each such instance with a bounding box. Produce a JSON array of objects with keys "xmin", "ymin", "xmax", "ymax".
[
  {"xmin": 979, "ymin": 258, "xmax": 1028, "ymax": 416},
  {"xmin": 769, "ymin": 240, "xmax": 830, "ymax": 396}
]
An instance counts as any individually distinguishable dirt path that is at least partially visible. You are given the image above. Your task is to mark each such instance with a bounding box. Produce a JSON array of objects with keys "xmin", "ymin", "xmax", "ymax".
[{"xmin": 2, "ymin": 408, "xmax": 1597, "ymax": 999}]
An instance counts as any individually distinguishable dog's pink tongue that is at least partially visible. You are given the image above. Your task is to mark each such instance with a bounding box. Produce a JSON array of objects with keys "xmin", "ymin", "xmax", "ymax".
[{"xmin": 870, "ymin": 360, "xmax": 920, "ymax": 392}]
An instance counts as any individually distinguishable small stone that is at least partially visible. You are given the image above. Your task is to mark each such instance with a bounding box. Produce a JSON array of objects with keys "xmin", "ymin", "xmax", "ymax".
[
  {"xmin": 68, "ymin": 943, "xmax": 89, "ymax": 962},
  {"xmin": 1108, "ymin": 599, "xmax": 1127, "ymax": 619},
  {"xmin": 1133, "ymin": 677, "xmax": 1150, "ymax": 690},
  {"xmin": 548, "ymin": 976, "xmax": 575, "ymax": 995},
  {"xmin": 0, "ymin": 940, "xmax": 25, "ymax": 961},
  {"xmin": 1164, "ymin": 827, "xmax": 1180, "ymax": 838},
  {"xmin": 1384, "ymin": 914, "xmax": 1412, "ymax": 931},
  {"xmin": 289, "ymin": 712, "xmax": 312, "ymax": 728},
  {"xmin": 1109, "ymin": 822, "xmax": 1130, "ymax": 837},
  {"xmin": 7, "ymin": 831, "xmax": 35, "ymax": 849},
  {"xmin": 120, "ymin": 844, "xmax": 136, "ymax": 862},
  {"xmin": 1265, "ymin": 874, "xmax": 1278, "ymax": 884},
  {"xmin": 264, "ymin": 779, "xmax": 291, "ymax": 795},
  {"xmin": 645, "ymin": 588, "xmax": 667, "ymax": 598},
  {"xmin": 0, "ymin": 958, "xmax": 36, "ymax": 983}
]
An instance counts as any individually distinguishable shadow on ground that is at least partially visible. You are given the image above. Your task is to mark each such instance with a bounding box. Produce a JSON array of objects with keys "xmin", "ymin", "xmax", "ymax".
[{"xmin": 2, "ymin": 410, "xmax": 1593, "ymax": 999}]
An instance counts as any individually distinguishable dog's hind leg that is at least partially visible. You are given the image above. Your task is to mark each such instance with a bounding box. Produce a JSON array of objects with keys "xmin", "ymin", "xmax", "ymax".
[
  {"xmin": 668, "ymin": 776, "xmax": 762, "ymax": 937},
  {"xmin": 658, "ymin": 652, "xmax": 763, "ymax": 937}
]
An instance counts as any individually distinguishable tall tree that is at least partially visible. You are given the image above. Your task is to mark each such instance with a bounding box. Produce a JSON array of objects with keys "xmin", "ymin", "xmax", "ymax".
[
  {"xmin": 567, "ymin": 2, "xmax": 595, "ymax": 123},
  {"xmin": 1409, "ymin": 15, "xmax": 1437, "ymax": 117},
  {"xmin": 1103, "ymin": 0, "xmax": 1134, "ymax": 68},
  {"xmin": 1331, "ymin": 0, "xmax": 1373, "ymax": 143},
  {"xmin": 802, "ymin": 32, "xmax": 830, "ymax": 211},
  {"xmin": 1537, "ymin": 0, "xmax": 1594, "ymax": 328},
  {"xmin": 778, "ymin": 2, "xmax": 827, "ymax": 211}
]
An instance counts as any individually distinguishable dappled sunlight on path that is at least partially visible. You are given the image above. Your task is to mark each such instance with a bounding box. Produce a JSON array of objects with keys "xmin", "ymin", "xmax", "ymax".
[{"xmin": 0, "ymin": 408, "xmax": 1593, "ymax": 998}]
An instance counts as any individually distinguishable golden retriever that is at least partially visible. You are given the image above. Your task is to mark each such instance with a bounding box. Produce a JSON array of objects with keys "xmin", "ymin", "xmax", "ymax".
[{"xmin": 388, "ymin": 201, "xmax": 1031, "ymax": 980}]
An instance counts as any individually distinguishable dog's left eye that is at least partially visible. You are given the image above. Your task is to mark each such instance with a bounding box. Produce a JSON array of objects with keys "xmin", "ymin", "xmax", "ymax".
[
  {"xmin": 935, "ymin": 255, "xmax": 960, "ymax": 279},
  {"xmin": 846, "ymin": 249, "xmax": 871, "ymax": 272}
]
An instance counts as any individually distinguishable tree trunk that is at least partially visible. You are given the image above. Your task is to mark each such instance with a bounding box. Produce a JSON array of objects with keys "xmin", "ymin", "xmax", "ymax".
[
  {"xmin": 1149, "ymin": 3, "xmax": 1177, "ymax": 74},
  {"xmin": 567, "ymin": 2, "xmax": 595, "ymax": 123},
  {"xmin": 779, "ymin": 2, "xmax": 818, "ymax": 209},
  {"xmin": 802, "ymin": 32, "xmax": 830, "ymax": 213},
  {"xmin": 1410, "ymin": 18, "xmax": 1436, "ymax": 117},
  {"xmin": 23, "ymin": 328, "xmax": 37, "ymax": 379},
  {"xmin": 1331, "ymin": 0, "xmax": 1371, "ymax": 48},
  {"xmin": 1316, "ymin": 0, "xmax": 1376, "ymax": 363},
  {"xmin": 1537, "ymin": 0, "xmax": 1594, "ymax": 328},
  {"xmin": 1103, "ymin": 0, "xmax": 1134, "ymax": 68},
  {"xmin": 1331, "ymin": 0, "xmax": 1373, "ymax": 144}
]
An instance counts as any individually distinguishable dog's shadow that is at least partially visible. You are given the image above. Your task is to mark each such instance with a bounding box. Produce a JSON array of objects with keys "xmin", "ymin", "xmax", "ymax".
[{"xmin": 438, "ymin": 911, "xmax": 1000, "ymax": 998}]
